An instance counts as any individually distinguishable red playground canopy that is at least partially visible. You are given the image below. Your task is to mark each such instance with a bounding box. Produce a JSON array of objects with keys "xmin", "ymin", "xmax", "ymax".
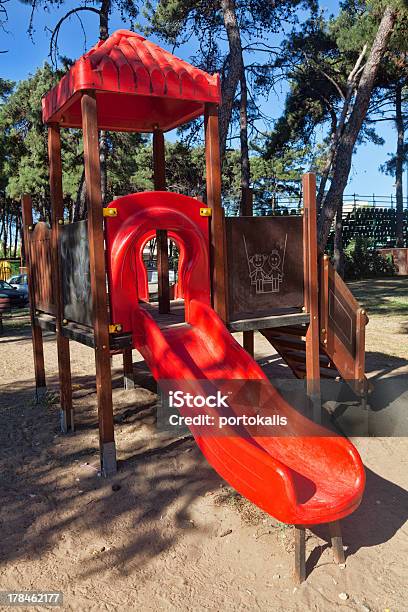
[{"xmin": 42, "ymin": 29, "xmax": 221, "ymax": 132}]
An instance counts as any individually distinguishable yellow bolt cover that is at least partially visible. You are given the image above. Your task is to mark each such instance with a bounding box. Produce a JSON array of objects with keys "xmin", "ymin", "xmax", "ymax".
[
  {"xmin": 200, "ymin": 207, "xmax": 212, "ymax": 217},
  {"xmin": 103, "ymin": 207, "xmax": 118, "ymax": 217},
  {"xmin": 109, "ymin": 323, "xmax": 123, "ymax": 333}
]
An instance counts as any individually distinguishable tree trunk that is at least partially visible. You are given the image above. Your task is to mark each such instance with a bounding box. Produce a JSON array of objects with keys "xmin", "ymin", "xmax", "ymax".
[
  {"xmin": 99, "ymin": 0, "xmax": 110, "ymax": 41},
  {"xmin": 219, "ymin": 0, "xmax": 244, "ymax": 161},
  {"xmin": 13, "ymin": 212, "xmax": 19, "ymax": 259},
  {"xmin": 333, "ymin": 200, "xmax": 345, "ymax": 276},
  {"xmin": 317, "ymin": 5, "xmax": 398, "ymax": 252},
  {"xmin": 73, "ymin": 168, "xmax": 87, "ymax": 221},
  {"xmin": 239, "ymin": 71, "xmax": 251, "ymax": 215},
  {"xmin": 395, "ymin": 81, "xmax": 404, "ymax": 247},
  {"xmin": 3, "ymin": 206, "xmax": 8, "ymax": 256}
]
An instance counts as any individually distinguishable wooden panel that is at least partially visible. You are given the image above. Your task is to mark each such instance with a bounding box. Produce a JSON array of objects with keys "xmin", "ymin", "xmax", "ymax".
[
  {"xmin": 225, "ymin": 216, "xmax": 304, "ymax": 321},
  {"xmin": 328, "ymin": 269, "xmax": 357, "ymax": 358},
  {"xmin": 28, "ymin": 222, "xmax": 56, "ymax": 315},
  {"xmin": 319, "ymin": 256, "xmax": 367, "ymax": 390},
  {"xmin": 59, "ymin": 220, "xmax": 92, "ymax": 326}
]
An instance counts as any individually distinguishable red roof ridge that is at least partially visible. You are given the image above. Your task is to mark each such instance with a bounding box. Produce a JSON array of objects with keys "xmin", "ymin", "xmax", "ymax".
[{"xmin": 42, "ymin": 29, "xmax": 221, "ymax": 132}]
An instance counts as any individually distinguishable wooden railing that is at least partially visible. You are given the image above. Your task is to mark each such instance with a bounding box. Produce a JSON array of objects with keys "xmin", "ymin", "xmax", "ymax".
[
  {"xmin": 26, "ymin": 220, "xmax": 56, "ymax": 315},
  {"xmin": 319, "ymin": 255, "xmax": 368, "ymax": 395}
]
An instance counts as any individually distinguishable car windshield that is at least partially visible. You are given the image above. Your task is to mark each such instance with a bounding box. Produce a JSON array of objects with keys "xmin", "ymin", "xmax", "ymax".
[{"xmin": 0, "ymin": 281, "xmax": 13, "ymax": 289}]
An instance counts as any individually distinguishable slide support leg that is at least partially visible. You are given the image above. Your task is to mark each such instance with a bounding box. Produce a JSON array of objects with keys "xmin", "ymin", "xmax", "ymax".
[
  {"xmin": 123, "ymin": 348, "xmax": 135, "ymax": 390},
  {"xmin": 294, "ymin": 525, "xmax": 306, "ymax": 583},
  {"xmin": 329, "ymin": 521, "xmax": 345, "ymax": 564},
  {"xmin": 243, "ymin": 330, "xmax": 254, "ymax": 357}
]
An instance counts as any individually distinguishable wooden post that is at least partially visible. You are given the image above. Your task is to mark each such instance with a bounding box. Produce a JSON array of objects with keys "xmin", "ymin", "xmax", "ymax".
[
  {"xmin": 153, "ymin": 129, "xmax": 170, "ymax": 314},
  {"xmin": 294, "ymin": 526, "xmax": 306, "ymax": 583},
  {"xmin": 22, "ymin": 194, "xmax": 47, "ymax": 403},
  {"xmin": 48, "ymin": 126, "xmax": 73, "ymax": 430},
  {"xmin": 355, "ymin": 307, "xmax": 367, "ymax": 398},
  {"xmin": 242, "ymin": 187, "xmax": 254, "ymax": 356},
  {"xmin": 303, "ymin": 173, "xmax": 321, "ymax": 422},
  {"xmin": 329, "ymin": 521, "xmax": 346, "ymax": 564},
  {"xmin": 122, "ymin": 348, "xmax": 135, "ymax": 390},
  {"xmin": 319, "ymin": 254, "xmax": 330, "ymax": 349},
  {"xmin": 81, "ymin": 92, "xmax": 116, "ymax": 477},
  {"xmin": 204, "ymin": 103, "xmax": 227, "ymax": 321}
]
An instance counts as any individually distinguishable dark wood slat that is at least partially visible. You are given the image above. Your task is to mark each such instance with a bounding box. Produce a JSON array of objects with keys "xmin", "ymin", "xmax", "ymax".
[
  {"xmin": 264, "ymin": 325, "xmax": 307, "ymax": 337},
  {"xmin": 227, "ymin": 312, "xmax": 310, "ymax": 332},
  {"xmin": 81, "ymin": 92, "xmax": 116, "ymax": 476},
  {"xmin": 48, "ymin": 125, "xmax": 73, "ymax": 432},
  {"xmin": 22, "ymin": 194, "xmax": 46, "ymax": 402},
  {"xmin": 35, "ymin": 313, "xmax": 132, "ymax": 350}
]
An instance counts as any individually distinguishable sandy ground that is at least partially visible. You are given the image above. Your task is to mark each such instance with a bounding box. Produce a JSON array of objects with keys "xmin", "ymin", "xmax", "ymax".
[{"xmin": 0, "ymin": 299, "xmax": 407, "ymax": 611}]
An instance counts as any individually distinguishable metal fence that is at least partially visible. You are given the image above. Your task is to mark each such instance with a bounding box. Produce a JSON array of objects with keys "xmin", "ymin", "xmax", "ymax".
[{"xmin": 222, "ymin": 192, "xmax": 408, "ymax": 248}]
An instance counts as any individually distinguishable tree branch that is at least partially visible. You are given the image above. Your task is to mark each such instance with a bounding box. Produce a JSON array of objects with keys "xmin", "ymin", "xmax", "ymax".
[{"xmin": 48, "ymin": 6, "xmax": 101, "ymax": 67}]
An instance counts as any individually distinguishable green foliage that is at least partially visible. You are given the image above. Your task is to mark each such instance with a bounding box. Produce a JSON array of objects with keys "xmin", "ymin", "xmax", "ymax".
[
  {"xmin": 344, "ymin": 237, "xmax": 396, "ymax": 279},
  {"xmin": 0, "ymin": 64, "xmax": 82, "ymax": 219}
]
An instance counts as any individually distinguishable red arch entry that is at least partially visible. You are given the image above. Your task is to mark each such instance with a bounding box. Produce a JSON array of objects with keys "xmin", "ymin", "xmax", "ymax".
[
  {"xmin": 135, "ymin": 229, "xmax": 185, "ymax": 303},
  {"xmin": 106, "ymin": 191, "xmax": 211, "ymax": 331}
]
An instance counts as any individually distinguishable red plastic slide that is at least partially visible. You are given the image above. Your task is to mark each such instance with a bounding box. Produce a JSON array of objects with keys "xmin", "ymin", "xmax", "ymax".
[{"xmin": 106, "ymin": 191, "xmax": 365, "ymax": 526}]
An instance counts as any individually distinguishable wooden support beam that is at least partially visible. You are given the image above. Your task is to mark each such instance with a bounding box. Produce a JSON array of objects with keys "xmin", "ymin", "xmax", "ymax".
[
  {"xmin": 48, "ymin": 126, "xmax": 73, "ymax": 429},
  {"xmin": 241, "ymin": 187, "xmax": 254, "ymax": 355},
  {"xmin": 294, "ymin": 526, "xmax": 306, "ymax": 583},
  {"xmin": 329, "ymin": 521, "xmax": 346, "ymax": 564},
  {"xmin": 22, "ymin": 194, "xmax": 47, "ymax": 404},
  {"xmin": 81, "ymin": 92, "xmax": 116, "ymax": 477},
  {"xmin": 122, "ymin": 348, "xmax": 135, "ymax": 390},
  {"xmin": 302, "ymin": 174, "xmax": 321, "ymax": 422},
  {"xmin": 243, "ymin": 330, "xmax": 254, "ymax": 357},
  {"xmin": 153, "ymin": 129, "xmax": 170, "ymax": 315},
  {"xmin": 205, "ymin": 103, "xmax": 228, "ymax": 321}
]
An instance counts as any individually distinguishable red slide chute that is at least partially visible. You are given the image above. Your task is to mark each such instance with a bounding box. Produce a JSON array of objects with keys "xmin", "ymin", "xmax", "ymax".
[{"xmin": 106, "ymin": 191, "xmax": 365, "ymax": 526}]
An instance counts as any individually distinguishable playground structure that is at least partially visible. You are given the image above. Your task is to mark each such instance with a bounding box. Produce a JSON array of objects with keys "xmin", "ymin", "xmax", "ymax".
[{"xmin": 23, "ymin": 30, "xmax": 369, "ymax": 582}]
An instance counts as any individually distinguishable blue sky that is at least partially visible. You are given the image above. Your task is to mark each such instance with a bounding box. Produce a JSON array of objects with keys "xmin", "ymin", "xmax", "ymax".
[{"xmin": 0, "ymin": 0, "xmax": 403, "ymax": 199}]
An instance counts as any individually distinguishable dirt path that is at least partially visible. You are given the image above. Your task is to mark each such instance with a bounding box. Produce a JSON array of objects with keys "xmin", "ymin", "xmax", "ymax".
[{"xmin": 0, "ymin": 307, "xmax": 407, "ymax": 611}]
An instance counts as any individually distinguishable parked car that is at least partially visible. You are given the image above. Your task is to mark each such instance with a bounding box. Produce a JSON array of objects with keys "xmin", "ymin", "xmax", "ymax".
[
  {"xmin": 0, "ymin": 280, "xmax": 28, "ymax": 308},
  {"xmin": 7, "ymin": 273, "xmax": 29, "ymax": 299}
]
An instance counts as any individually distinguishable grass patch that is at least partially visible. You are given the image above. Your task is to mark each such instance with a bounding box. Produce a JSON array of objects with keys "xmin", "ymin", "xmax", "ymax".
[{"xmin": 348, "ymin": 278, "xmax": 408, "ymax": 317}]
